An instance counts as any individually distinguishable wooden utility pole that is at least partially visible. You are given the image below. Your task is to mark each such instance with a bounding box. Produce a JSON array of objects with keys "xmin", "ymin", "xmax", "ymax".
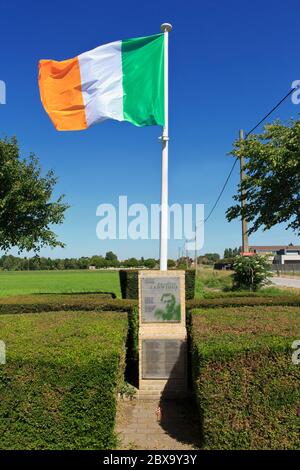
[
  {"xmin": 185, "ymin": 239, "xmax": 188, "ymax": 269},
  {"xmin": 194, "ymin": 224, "xmax": 198, "ymax": 276},
  {"xmin": 239, "ymin": 129, "xmax": 249, "ymax": 253}
]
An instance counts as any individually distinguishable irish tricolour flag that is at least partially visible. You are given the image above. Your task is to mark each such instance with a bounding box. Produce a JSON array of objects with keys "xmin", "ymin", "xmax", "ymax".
[{"xmin": 38, "ymin": 34, "xmax": 164, "ymax": 131}]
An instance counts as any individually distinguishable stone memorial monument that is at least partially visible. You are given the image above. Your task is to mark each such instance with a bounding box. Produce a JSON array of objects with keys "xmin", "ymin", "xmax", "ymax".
[{"xmin": 138, "ymin": 270, "xmax": 187, "ymax": 399}]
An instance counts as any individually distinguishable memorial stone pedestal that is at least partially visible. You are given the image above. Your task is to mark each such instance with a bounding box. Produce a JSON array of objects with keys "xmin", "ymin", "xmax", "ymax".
[{"xmin": 138, "ymin": 270, "xmax": 187, "ymax": 399}]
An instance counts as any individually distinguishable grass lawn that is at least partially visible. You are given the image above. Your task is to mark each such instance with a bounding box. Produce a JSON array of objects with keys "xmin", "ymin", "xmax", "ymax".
[
  {"xmin": 195, "ymin": 267, "xmax": 298, "ymax": 298},
  {"xmin": 0, "ymin": 267, "xmax": 297, "ymax": 301},
  {"xmin": 0, "ymin": 270, "xmax": 121, "ymax": 298},
  {"xmin": 195, "ymin": 268, "xmax": 233, "ymax": 297},
  {"xmin": 191, "ymin": 305, "xmax": 300, "ymax": 449},
  {"xmin": 0, "ymin": 310, "xmax": 128, "ymax": 449}
]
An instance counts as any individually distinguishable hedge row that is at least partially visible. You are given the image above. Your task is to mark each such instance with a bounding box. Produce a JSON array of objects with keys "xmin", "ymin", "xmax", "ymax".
[
  {"xmin": 0, "ymin": 294, "xmax": 140, "ymax": 385},
  {"xmin": 187, "ymin": 295, "xmax": 300, "ymax": 310},
  {"xmin": 119, "ymin": 269, "xmax": 195, "ymax": 300},
  {"xmin": 0, "ymin": 311, "xmax": 128, "ymax": 449},
  {"xmin": 190, "ymin": 306, "xmax": 300, "ymax": 449},
  {"xmin": 0, "ymin": 294, "xmax": 137, "ymax": 314},
  {"xmin": 2, "ymin": 292, "xmax": 300, "ymax": 314}
]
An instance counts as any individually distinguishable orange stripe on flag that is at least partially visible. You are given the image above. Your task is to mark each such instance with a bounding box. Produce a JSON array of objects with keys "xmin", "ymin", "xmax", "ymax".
[{"xmin": 38, "ymin": 57, "xmax": 87, "ymax": 131}]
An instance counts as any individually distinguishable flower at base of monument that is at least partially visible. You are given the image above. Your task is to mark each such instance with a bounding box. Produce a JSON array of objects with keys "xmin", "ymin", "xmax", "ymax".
[{"xmin": 155, "ymin": 406, "xmax": 161, "ymax": 421}]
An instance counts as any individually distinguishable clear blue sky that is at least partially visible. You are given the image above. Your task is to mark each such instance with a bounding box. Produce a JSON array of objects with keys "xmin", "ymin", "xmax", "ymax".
[{"xmin": 1, "ymin": 0, "xmax": 299, "ymax": 260}]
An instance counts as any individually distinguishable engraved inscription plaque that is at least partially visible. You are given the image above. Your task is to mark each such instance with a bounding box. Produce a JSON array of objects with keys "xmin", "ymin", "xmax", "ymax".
[
  {"xmin": 141, "ymin": 276, "xmax": 181, "ymax": 323},
  {"xmin": 142, "ymin": 339, "xmax": 185, "ymax": 379}
]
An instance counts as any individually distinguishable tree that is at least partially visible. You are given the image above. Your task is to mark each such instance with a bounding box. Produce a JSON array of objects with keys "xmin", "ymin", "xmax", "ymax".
[
  {"xmin": 0, "ymin": 137, "xmax": 68, "ymax": 252},
  {"xmin": 104, "ymin": 251, "xmax": 119, "ymax": 267},
  {"xmin": 177, "ymin": 257, "xmax": 192, "ymax": 269},
  {"xmin": 224, "ymin": 247, "xmax": 240, "ymax": 259},
  {"xmin": 226, "ymin": 119, "xmax": 300, "ymax": 235},
  {"xmin": 203, "ymin": 253, "xmax": 220, "ymax": 264},
  {"xmin": 143, "ymin": 258, "xmax": 157, "ymax": 269},
  {"xmin": 1, "ymin": 255, "xmax": 19, "ymax": 270},
  {"xmin": 123, "ymin": 257, "xmax": 139, "ymax": 268},
  {"xmin": 233, "ymin": 255, "xmax": 272, "ymax": 291},
  {"xmin": 167, "ymin": 259, "xmax": 176, "ymax": 268},
  {"xmin": 90, "ymin": 255, "xmax": 107, "ymax": 268},
  {"xmin": 224, "ymin": 248, "xmax": 232, "ymax": 259},
  {"xmin": 105, "ymin": 251, "xmax": 118, "ymax": 261}
]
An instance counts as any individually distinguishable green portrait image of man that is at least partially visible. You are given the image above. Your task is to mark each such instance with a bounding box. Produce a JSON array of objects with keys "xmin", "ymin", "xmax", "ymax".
[{"xmin": 154, "ymin": 293, "xmax": 181, "ymax": 321}]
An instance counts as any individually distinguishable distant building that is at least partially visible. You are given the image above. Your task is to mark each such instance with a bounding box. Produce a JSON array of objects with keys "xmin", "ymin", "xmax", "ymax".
[{"xmin": 249, "ymin": 245, "xmax": 300, "ymax": 265}]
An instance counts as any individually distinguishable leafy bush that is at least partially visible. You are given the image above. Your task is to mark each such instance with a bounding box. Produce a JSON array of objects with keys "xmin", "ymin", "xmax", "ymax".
[
  {"xmin": 233, "ymin": 255, "xmax": 272, "ymax": 291},
  {"xmin": 0, "ymin": 311, "xmax": 128, "ymax": 449},
  {"xmin": 191, "ymin": 306, "xmax": 300, "ymax": 449}
]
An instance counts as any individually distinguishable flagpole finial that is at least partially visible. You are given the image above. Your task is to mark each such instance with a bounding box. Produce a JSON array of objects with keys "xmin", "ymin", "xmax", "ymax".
[{"xmin": 161, "ymin": 23, "xmax": 172, "ymax": 32}]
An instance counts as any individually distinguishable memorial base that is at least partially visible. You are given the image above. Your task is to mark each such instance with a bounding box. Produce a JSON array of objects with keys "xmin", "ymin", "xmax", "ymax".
[{"xmin": 138, "ymin": 270, "xmax": 187, "ymax": 399}]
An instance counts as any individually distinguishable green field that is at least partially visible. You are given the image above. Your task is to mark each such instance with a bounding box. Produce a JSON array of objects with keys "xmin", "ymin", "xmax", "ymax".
[
  {"xmin": 0, "ymin": 270, "xmax": 121, "ymax": 298},
  {"xmin": 0, "ymin": 268, "xmax": 295, "ymax": 300}
]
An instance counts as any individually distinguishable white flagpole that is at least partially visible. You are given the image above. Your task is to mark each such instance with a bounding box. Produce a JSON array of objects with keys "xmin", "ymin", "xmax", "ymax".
[{"xmin": 160, "ymin": 22, "xmax": 172, "ymax": 271}]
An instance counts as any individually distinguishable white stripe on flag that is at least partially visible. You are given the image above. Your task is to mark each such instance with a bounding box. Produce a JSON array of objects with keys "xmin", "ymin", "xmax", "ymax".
[{"xmin": 78, "ymin": 40, "xmax": 123, "ymax": 127}]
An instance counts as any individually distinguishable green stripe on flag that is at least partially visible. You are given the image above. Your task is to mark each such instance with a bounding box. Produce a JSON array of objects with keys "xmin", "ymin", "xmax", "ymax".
[{"xmin": 122, "ymin": 34, "xmax": 164, "ymax": 127}]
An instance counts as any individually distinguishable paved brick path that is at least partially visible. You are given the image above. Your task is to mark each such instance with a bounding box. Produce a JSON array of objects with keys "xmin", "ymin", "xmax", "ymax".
[{"xmin": 116, "ymin": 399, "xmax": 202, "ymax": 450}]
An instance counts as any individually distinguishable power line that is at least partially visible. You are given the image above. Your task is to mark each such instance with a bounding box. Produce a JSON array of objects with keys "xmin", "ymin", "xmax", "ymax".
[
  {"xmin": 182, "ymin": 86, "xmax": 297, "ymax": 255},
  {"xmin": 245, "ymin": 87, "xmax": 296, "ymax": 137},
  {"xmin": 204, "ymin": 86, "xmax": 297, "ymax": 223},
  {"xmin": 204, "ymin": 158, "xmax": 239, "ymax": 223}
]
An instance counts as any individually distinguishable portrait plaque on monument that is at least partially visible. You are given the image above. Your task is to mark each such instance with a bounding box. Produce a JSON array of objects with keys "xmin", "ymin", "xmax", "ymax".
[
  {"xmin": 141, "ymin": 276, "xmax": 181, "ymax": 323},
  {"xmin": 142, "ymin": 339, "xmax": 185, "ymax": 379}
]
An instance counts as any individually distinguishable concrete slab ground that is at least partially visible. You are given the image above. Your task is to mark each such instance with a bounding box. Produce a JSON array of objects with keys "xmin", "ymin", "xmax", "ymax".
[
  {"xmin": 272, "ymin": 277, "xmax": 300, "ymax": 289},
  {"xmin": 115, "ymin": 398, "xmax": 202, "ymax": 450}
]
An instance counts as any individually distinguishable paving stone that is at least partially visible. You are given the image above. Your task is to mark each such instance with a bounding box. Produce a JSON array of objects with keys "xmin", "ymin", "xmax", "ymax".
[{"xmin": 116, "ymin": 398, "xmax": 201, "ymax": 450}]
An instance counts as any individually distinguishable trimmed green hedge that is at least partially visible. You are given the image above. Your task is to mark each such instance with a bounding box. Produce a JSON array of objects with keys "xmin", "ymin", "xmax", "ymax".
[
  {"xmin": 185, "ymin": 270, "xmax": 196, "ymax": 300},
  {"xmin": 0, "ymin": 294, "xmax": 140, "ymax": 391},
  {"xmin": 0, "ymin": 294, "xmax": 137, "ymax": 314},
  {"xmin": 0, "ymin": 311, "xmax": 128, "ymax": 449},
  {"xmin": 191, "ymin": 306, "xmax": 300, "ymax": 449},
  {"xmin": 187, "ymin": 295, "xmax": 300, "ymax": 310},
  {"xmin": 119, "ymin": 269, "xmax": 195, "ymax": 300},
  {"xmin": 119, "ymin": 270, "xmax": 139, "ymax": 299}
]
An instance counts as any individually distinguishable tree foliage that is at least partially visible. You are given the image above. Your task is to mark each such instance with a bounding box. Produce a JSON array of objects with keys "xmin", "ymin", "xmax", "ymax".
[
  {"xmin": 197, "ymin": 253, "xmax": 220, "ymax": 265},
  {"xmin": 0, "ymin": 137, "xmax": 69, "ymax": 252},
  {"xmin": 233, "ymin": 255, "xmax": 272, "ymax": 291},
  {"xmin": 105, "ymin": 251, "xmax": 118, "ymax": 262},
  {"xmin": 226, "ymin": 119, "xmax": 300, "ymax": 235},
  {"xmin": 223, "ymin": 247, "xmax": 240, "ymax": 259}
]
